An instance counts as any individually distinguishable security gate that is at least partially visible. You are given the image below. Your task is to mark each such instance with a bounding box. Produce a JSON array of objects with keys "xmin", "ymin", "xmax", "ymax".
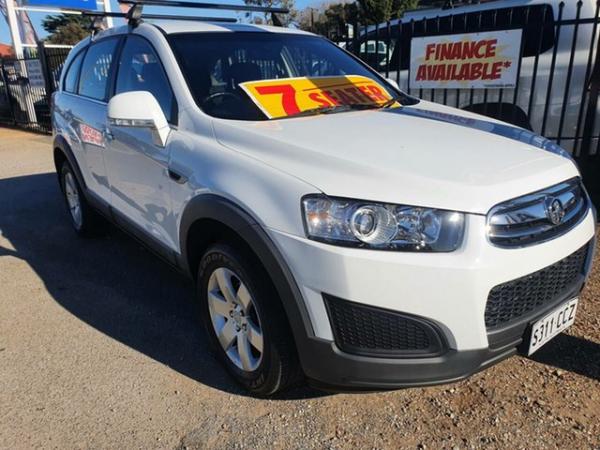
[{"xmin": 0, "ymin": 44, "xmax": 70, "ymax": 133}]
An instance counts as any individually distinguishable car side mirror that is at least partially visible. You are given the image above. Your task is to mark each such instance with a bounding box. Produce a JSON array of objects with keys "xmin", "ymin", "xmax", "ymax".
[
  {"xmin": 107, "ymin": 91, "xmax": 170, "ymax": 147},
  {"xmin": 386, "ymin": 78, "xmax": 400, "ymax": 91}
]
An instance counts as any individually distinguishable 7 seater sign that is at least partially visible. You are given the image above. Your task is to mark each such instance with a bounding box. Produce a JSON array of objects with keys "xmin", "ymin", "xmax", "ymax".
[{"xmin": 410, "ymin": 30, "xmax": 522, "ymax": 90}]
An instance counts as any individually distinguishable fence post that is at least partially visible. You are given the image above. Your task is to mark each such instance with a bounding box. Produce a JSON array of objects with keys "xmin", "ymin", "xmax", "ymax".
[
  {"xmin": 37, "ymin": 41, "xmax": 55, "ymax": 109},
  {"xmin": 0, "ymin": 60, "xmax": 17, "ymax": 126}
]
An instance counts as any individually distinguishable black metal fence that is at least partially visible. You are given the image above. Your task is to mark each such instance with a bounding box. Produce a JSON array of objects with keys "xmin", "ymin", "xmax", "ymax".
[
  {"xmin": 331, "ymin": 1, "xmax": 600, "ymax": 205},
  {"xmin": 0, "ymin": 45, "xmax": 71, "ymax": 133}
]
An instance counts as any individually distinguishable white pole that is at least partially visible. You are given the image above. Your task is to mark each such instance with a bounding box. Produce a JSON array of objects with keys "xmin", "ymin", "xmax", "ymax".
[
  {"xmin": 102, "ymin": 0, "xmax": 113, "ymax": 28},
  {"xmin": 5, "ymin": 0, "xmax": 23, "ymax": 58}
]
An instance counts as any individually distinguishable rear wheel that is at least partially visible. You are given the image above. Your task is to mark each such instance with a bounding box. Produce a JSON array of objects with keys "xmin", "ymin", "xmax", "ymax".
[
  {"xmin": 198, "ymin": 243, "xmax": 302, "ymax": 396},
  {"xmin": 59, "ymin": 162, "xmax": 106, "ymax": 236}
]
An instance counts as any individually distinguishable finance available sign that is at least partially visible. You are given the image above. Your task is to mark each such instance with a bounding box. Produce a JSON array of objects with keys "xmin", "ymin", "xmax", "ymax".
[{"xmin": 409, "ymin": 30, "xmax": 522, "ymax": 90}]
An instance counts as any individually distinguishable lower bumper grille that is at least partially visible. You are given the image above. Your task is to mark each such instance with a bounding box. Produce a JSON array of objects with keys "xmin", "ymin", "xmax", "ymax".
[
  {"xmin": 324, "ymin": 295, "xmax": 446, "ymax": 358},
  {"xmin": 485, "ymin": 244, "xmax": 589, "ymax": 331}
]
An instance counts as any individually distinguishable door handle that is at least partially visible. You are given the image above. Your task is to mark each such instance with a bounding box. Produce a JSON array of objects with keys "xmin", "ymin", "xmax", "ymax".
[{"xmin": 168, "ymin": 168, "xmax": 187, "ymax": 184}]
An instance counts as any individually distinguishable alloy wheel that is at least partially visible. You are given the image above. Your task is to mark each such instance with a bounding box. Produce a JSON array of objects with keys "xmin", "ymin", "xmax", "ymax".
[
  {"xmin": 207, "ymin": 267, "xmax": 264, "ymax": 372},
  {"xmin": 64, "ymin": 172, "xmax": 82, "ymax": 229}
]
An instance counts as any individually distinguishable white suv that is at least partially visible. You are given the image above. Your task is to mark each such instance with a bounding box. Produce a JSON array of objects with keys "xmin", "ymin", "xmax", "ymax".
[{"xmin": 52, "ymin": 19, "xmax": 596, "ymax": 395}]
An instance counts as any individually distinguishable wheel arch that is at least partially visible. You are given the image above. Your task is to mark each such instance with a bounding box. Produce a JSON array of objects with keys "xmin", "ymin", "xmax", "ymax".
[
  {"xmin": 179, "ymin": 194, "xmax": 316, "ymax": 356},
  {"xmin": 53, "ymin": 135, "xmax": 87, "ymax": 192}
]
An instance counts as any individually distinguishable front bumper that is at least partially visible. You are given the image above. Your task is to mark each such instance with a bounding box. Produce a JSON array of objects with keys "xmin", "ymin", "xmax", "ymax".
[{"xmin": 269, "ymin": 209, "xmax": 596, "ymax": 390}]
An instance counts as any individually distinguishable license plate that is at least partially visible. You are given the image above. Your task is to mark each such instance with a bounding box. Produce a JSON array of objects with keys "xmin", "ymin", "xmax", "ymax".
[{"xmin": 528, "ymin": 298, "xmax": 578, "ymax": 356}]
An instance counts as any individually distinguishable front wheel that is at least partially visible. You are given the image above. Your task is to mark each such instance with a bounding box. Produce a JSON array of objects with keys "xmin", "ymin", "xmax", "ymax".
[{"xmin": 197, "ymin": 243, "xmax": 302, "ymax": 396}]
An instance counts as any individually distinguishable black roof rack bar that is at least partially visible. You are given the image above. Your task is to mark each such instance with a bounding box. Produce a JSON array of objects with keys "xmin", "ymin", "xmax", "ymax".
[
  {"xmin": 82, "ymin": 10, "xmax": 237, "ymax": 22},
  {"xmin": 118, "ymin": 0, "xmax": 289, "ymax": 14}
]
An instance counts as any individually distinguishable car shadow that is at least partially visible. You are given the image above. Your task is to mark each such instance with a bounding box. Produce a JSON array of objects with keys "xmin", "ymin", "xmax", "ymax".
[
  {"xmin": 0, "ymin": 172, "xmax": 328, "ymax": 400},
  {"xmin": 530, "ymin": 333, "xmax": 600, "ymax": 381}
]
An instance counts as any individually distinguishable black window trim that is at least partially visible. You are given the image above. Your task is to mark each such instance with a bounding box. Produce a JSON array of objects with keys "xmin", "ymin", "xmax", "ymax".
[
  {"xmin": 77, "ymin": 35, "xmax": 124, "ymax": 104},
  {"xmin": 111, "ymin": 33, "xmax": 179, "ymax": 126},
  {"xmin": 62, "ymin": 47, "xmax": 88, "ymax": 94}
]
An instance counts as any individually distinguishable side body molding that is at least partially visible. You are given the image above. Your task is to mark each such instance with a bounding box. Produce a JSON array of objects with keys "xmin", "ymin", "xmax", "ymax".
[{"xmin": 178, "ymin": 194, "xmax": 316, "ymax": 357}]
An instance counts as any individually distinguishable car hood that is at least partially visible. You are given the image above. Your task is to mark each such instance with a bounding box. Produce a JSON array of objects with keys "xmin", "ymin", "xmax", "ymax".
[{"xmin": 212, "ymin": 101, "xmax": 579, "ymax": 214}]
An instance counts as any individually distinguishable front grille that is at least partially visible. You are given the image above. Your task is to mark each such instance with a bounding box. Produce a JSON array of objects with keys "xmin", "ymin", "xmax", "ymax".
[
  {"xmin": 487, "ymin": 178, "xmax": 588, "ymax": 248},
  {"xmin": 324, "ymin": 295, "xmax": 445, "ymax": 357},
  {"xmin": 485, "ymin": 245, "xmax": 589, "ymax": 330}
]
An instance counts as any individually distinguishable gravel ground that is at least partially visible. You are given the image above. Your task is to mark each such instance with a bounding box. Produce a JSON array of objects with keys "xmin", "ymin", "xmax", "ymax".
[{"xmin": 0, "ymin": 127, "xmax": 599, "ymax": 450}]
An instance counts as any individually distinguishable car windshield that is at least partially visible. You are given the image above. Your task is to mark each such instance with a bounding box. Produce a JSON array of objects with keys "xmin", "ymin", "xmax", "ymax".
[{"xmin": 168, "ymin": 31, "xmax": 411, "ymax": 120}]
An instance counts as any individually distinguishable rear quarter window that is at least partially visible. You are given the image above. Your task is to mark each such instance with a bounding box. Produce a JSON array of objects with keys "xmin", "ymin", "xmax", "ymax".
[{"xmin": 63, "ymin": 50, "xmax": 85, "ymax": 93}]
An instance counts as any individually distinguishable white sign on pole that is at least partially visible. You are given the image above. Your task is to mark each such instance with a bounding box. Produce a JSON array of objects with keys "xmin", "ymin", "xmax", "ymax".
[
  {"xmin": 409, "ymin": 30, "xmax": 523, "ymax": 90},
  {"xmin": 25, "ymin": 59, "xmax": 45, "ymax": 88}
]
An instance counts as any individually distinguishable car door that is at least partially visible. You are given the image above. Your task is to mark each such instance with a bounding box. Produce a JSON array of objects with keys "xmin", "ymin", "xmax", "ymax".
[
  {"xmin": 104, "ymin": 34, "xmax": 178, "ymax": 253},
  {"xmin": 71, "ymin": 37, "xmax": 122, "ymax": 206}
]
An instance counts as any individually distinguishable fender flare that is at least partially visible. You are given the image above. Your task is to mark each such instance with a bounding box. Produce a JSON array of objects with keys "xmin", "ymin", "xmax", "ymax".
[
  {"xmin": 53, "ymin": 135, "xmax": 87, "ymax": 191},
  {"xmin": 179, "ymin": 194, "xmax": 316, "ymax": 352}
]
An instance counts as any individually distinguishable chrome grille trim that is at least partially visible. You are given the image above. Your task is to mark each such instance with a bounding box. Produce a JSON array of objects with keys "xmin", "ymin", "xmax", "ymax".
[{"xmin": 487, "ymin": 178, "xmax": 589, "ymax": 248}]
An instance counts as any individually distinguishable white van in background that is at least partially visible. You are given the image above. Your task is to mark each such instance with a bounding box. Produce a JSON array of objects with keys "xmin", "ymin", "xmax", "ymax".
[{"xmin": 356, "ymin": 0, "xmax": 600, "ymax": 155}]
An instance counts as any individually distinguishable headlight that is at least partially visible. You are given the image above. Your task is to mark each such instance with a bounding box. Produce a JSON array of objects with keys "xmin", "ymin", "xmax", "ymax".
[{"xmin": 302, "ymin": 195, "xmax": 465, "ymax": 252}]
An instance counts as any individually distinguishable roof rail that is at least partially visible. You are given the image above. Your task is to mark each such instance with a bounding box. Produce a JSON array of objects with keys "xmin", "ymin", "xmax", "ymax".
[
  {"xmin": 116, "ymin": 0, "xmax": 287, "ymax": 27},
  {"xmin": 84, "ymin": 0, "xmax": 288, "ymax": 31},
  {"xmin": 83, "ymin": 10, "xmax": 237, "ymax": 29}
]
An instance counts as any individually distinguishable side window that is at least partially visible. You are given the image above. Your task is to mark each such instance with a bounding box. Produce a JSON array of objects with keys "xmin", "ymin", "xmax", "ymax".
[
  {"xmin": 63, "ymin": 50, "xmax": 85, "ymax": 93},
  {"xmin": 116, "ymin": 35, "xmax": 174, "ymax": 123},
  {"xmin": 78, "ymin": 38, "xmax": 119, "ymax": 101}
]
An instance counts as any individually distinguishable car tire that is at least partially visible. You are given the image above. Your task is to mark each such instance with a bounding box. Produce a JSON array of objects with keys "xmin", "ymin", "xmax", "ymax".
[
  {"xmin": 198, "ymin": 243, "xmax": 302, "ymax": 396},
  {"xmin": 59, "ymin": 161, "xmax": 106, "ymax": 236}
]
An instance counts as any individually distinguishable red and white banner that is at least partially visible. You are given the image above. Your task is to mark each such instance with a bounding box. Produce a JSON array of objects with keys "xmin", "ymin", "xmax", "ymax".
[{"xmin": 409, "ymin": 30, "xmax": 522, "ymax": 90}]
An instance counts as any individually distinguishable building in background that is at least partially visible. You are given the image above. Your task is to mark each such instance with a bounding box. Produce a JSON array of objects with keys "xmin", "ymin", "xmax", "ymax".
[{"xmin": 0, "ymin": 43, "xmax": 14, "ymax": 58}]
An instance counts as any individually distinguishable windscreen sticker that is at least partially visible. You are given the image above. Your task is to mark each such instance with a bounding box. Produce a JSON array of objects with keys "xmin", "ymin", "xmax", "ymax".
[{"xmin": 239, "ymin": 75, "xmax": 394, "ymax": 119}]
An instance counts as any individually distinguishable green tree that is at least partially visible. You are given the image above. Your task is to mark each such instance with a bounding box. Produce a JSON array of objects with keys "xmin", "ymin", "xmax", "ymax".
[
  {"xmin": 42, "ymin": 14, "xmax": 92, "ymax": 45},
  {"xmin": 300, "ymin": 0, "xmax": 419, "ymax": 36},
  {"xmin": 298, "ymin": 2, "xmax": 360, "ymax": 39},
  {"xmin": 392, "ymin": 0, "xmax": 419, "ymax": 18},
  {"xmin": 358, "ymin": 0, "xmax": 418, "ymax": 23}
]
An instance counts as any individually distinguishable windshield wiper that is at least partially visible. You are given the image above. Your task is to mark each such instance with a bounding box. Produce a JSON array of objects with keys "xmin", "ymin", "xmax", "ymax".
[
  {"xmin": 282, "ymin": 101, "xmax": 396, "ymax": 119},
  {"xmin": 379, "ymin": 95, "xmax": 404, "ymax": 109},
  {"xmin": 281, "ymin": 104, "xmax": 356, "ymax": 119}
]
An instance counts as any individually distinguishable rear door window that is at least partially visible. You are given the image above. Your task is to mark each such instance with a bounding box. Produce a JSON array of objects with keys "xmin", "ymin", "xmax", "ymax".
[{"xmin": 78, "ymin": 38, "xmax": 119, "ymax": 101}]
